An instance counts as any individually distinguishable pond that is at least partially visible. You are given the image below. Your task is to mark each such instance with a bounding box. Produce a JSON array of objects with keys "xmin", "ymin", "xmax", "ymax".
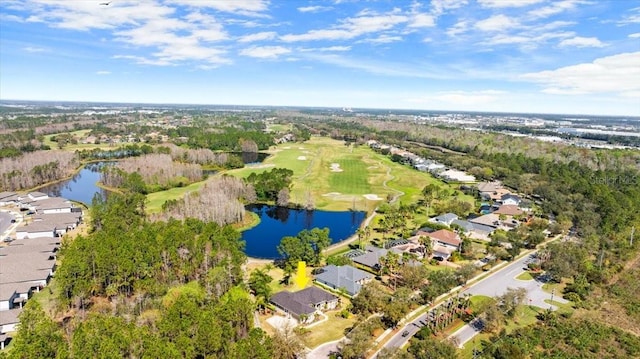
[
  {"xmin": 241, "ymin": 204, "xmax": 367, "ymax": 259},
  {"xmin": 40, "ymin": 162, "xmax": 113, "ymax": 206}
]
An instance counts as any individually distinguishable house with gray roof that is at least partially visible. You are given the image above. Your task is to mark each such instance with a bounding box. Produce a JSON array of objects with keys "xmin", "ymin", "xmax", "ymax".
[
  {"xmin": 0, "ymin": 192, "xmax": 18, "ymax": 206},
  {"xmin": 270, "ymin": 286, "xmax": 339, "ymax": 324},
  {"xmin": 429, "ymin": 213, "xmax": 459, "ymax": 226},
  {"xmin": 34, "ymin": 197, "xmax": 75, "ymax": 214},
  {"xmin": 351, "ymin": 245, "xmax": 387, "ymax": 271},
  {"xmin": 452, "ymin": 219, "xmax": 495, "ymax": 241},
  {"xmin": 15, "ymin": 220, "xmax": 59, "ymax": 239},
  {"xmin": 314, "ymin": 265, "xmax": 373, "ymax": 296}
]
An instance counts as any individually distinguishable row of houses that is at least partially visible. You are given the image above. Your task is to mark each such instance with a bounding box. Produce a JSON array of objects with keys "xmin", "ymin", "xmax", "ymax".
[
  {"xmin": 0, "ymin": 192, "xmax": 82, "ymax": 349},
  {"xmin": 0, "ymin": 236, "xmax": 61, "ymax": 349},
  {"xmin": 366, "ymin": 140, "xmax": 477, "ymax": 183}
]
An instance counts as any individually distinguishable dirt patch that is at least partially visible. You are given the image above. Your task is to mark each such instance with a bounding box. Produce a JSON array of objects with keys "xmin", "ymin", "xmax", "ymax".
[
  {"xmin": 330, "ymin": 163, "xmax": 343, "ymax": 172},
  {"xmin": 363, "ymin": 194, "xmax": 383, "ymax": 200},
  {"xmin": 322, "ymin": 192, "xmax": 341, "ymax": 197}
]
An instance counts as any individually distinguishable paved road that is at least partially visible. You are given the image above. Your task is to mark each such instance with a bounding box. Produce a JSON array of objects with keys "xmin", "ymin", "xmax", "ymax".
[
  {"xmin": 452, "ymin": 253, "xmax": 568, "ymax": 348},
  {"xmin": 374, "ymin": 251, "xmax": 568, "ymax": 356},
  {"xmin": 0, "ymin": 210, "xmax": 19, "ymax": 240}
]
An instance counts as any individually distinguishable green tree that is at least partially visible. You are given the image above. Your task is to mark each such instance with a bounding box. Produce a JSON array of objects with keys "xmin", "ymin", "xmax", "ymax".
[{"xmin": 8, "ymin": 301, "xmax": 67, "ymax": 359}]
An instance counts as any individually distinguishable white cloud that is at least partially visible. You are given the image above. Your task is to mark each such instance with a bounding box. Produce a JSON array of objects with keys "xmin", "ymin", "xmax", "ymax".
[
  {"xmin": 281, "ymin": 12, "xmax": 408, "ymax": 42},
  {"xmin": 240, "ymin": 45, "xmax": 291, "ymax": 59},
  {"xmin": 521, "ymin": 52, "xmax": 640, "ymax": 97},
  {"xmin": 238, "ymin": 31, "xmax": 277, "ymax": 43},
  {"xmin": 478, "ymin": 0, "xmax": 544, "ymax": 8},
  {"xmin": 409, "ymin": 13, "xmax": 436, "ymax": 28},
  {"xmin": 446, "ymin": 20, "xmax": 469, "ymax": 37},
  {"xmin": 362, "ymin": 34, "xmax": 403, "ymax": 44},
  {"xmin": 96, "ymin": 70, "xmax": 111, "ymax": 75},
  {"xmin": 559, "ymin": 36, "xmax": 605, "ymax": 48},
  {"xmin": 0, "ymin": 14, "xmax": 25, "ymax": 22},
  {"xmin": 317, "ymin": 46, "xmax": 352, "ymax": 52},
  {"xmin": 297, "ymin": 5, "xmax": 332, "ymax": 13},
  {"xmin": 22, "ymin": 46, "xmax": 46, "ymax": 53},
  {"xmin": 475, "ymin": 14, "xmax": 519, "ymax": 32},
  {"xmin": 112, "ymin": 54, "xmax": 174, "ymax": 66},
  {"xmin": 629, "ymin": 33, "xmax": 640, "ymax": 38},
  {"xmin": 167, "ymin": 0, "xmax": 269, "ymax": 16},
  {"xmin": 528, "ymin": 0, "xmax": 585, "ymax": 19},
  {"xmin": 431, "ymin": 0, "xmax": 468, "ymax": 16}
]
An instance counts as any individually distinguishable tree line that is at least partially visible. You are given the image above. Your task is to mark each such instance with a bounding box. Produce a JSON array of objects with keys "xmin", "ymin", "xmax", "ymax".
[{"xmin": 3, "ymin": 192, "xmax": 288, "ymax": 359}]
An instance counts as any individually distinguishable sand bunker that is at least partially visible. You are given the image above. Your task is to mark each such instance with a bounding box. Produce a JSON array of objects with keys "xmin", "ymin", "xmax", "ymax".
[
  {"xmin": 322, "ymin": 192, "xmax": 341, "ymax": 197},
  {"xmin": 330, "ymin": 163, "xmax": 343, "ymax": 172},
  {"xmin": 282, "ymin": 146, "xmax": 291, "ymax": 149},
  {"xmin": 363, "ymin": 194, "xmax": 384, "ymax": 200},
  {"xmin": 297, "ymin": 156, "xmax": 307, "ymax": 160},
  {"xmin": 298, "ymin": 147, "xmax": 305, "ymax": 149}
]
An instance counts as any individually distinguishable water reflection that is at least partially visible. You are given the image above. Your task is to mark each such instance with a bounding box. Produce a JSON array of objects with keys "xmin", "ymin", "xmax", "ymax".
[{"xmin": 242, "ymin": 204, "xmax": 366, "ymax": 259}]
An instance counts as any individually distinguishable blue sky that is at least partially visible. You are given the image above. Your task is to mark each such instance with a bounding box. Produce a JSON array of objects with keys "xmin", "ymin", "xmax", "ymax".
[{"xmin": 1, "ymin": 0, "xmax": 639, "ymax": 116}]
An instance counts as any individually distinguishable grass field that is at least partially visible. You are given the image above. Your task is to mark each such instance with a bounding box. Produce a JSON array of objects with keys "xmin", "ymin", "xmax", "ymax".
[
  {"xmin": 145, "ymin": 179, "xmax": 209, "ymax": 213},
  {"xmin": 227, "ymin": 137, "xmax": 473, "ymax": 212},
  {"xmin": 43, "ymin": 129, "xmax": 118, "ymax": 151}
]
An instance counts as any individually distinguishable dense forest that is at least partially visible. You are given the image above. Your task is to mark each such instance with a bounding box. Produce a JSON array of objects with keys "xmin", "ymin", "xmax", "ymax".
[{"xmin": 3, "ymin": 193, "xmax": 281, "ymax": 359}]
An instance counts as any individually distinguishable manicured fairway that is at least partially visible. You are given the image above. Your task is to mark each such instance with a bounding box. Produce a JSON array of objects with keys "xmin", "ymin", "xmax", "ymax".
[{"xmin": 227, "ymin": 137, "xmax": 474, "ymax": 212}]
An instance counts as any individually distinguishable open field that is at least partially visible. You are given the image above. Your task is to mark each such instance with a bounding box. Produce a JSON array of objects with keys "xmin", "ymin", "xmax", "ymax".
[
  {"xmin": 43, "ymin": 129, "xmax": 117, "ymax": 151},
  {"xmin": 227, "ymin": 137, "xmax": 473, "ymax": 212},
  {"xmin": 145, "ymin": 178, "xmax": 209, "ymax": 213}
]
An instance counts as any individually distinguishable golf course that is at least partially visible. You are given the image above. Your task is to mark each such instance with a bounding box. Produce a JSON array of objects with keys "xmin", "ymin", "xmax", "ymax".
[{"xmin": 226, "ymin": 137, "xmax": 459, "ymax": 212}]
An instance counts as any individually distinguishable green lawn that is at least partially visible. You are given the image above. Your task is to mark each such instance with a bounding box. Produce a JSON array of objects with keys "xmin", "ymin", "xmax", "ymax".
[
  {"xmin": 299, "ymin": 310, "xmax": 359, "ymax": 349},
  {"xmin": 516, "ymin": 271, "xmax": 534, "ymax": 280},
  {"xmin": 226, "ymin": 137, "xmax": 474, "ymax": 212},
  {"xmin": 145, "ymin": 179, "xmax": 209, "ymax": 213}
]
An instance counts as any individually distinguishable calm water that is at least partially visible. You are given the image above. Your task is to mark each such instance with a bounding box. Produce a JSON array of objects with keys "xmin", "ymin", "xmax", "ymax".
[
  {"xmin": 40, "ymin": 162, "xmax": 113, "ymax": 206},
  {"xmin": 242, "ymin": 204, "xmax": 366, "ymax": 259}
]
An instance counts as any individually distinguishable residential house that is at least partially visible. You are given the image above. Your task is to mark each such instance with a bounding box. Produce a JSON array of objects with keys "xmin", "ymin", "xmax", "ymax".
[
  {"xmin": 34, "ymin": 197, "xmax": 75, "ymax": 214},
  {"xmin": 270, "ymin": 287, "xmax": 339, "ymax": 324},
  {"xmin": 429, "ymin": 213, "xmax": 459, "ymax": 227},
  {"xmin": 0, "ymin": 192, "xmax": 18, "ymax": 206},
  {"xmin": 31, "ymin": 212, "xmax": 82, "ymax": 231},
  {"xmin": 314, "ymin": 265, "xmax": 373, "ymax": 296},
  {"xmin": 477, "ymin": 181, "xmax": 513, "ymax": 202},
  {"xmin": 350, "ymin": 245, "xmax": 388, "ymax": 272},
  {"xmin": 500, "ymin": 194, "xmax": 522, "ymax": 206},
  {"xmin": 451, "ymin": 219, "xmax": 495, "ymax": 241},
  {"xmin": 425, "ymin": 229, "xmax": 462, "ymax": 260},
  {"xmin": 27, "ymin": 191, "xmax": 49, "ymax": 201},
  {"xmin": 469, "ymin": 213, "xmax": 510, "ymax": 230},
  {"xmin": 15, "ymin": 221, "xmax": 59, "ymax": 239},
  {"xmin": 0, "ymin": 308, "xmax": 21, "ymax": 349},
  {"xmin": 438, "ymin": 169, "xmax": 476, "ymax": 183}
]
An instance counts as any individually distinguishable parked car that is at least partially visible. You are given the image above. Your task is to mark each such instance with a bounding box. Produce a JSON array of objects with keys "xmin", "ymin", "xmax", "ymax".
[{"xmin": 402, "ymin": 330, "xmax": 410, "ymax": 337}]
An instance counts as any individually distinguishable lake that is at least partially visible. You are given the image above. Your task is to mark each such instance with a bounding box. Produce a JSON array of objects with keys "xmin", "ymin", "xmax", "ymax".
[
  {"xmin": 242, "ymin": 204, "xmax": 366, "ymax": 259},
  {"xmin": 40, "ymin": 161, "xmax": 113, "ymax": 206},
  {"xmin": 39, "ymin": 153, "xmax": 269, "ymax": 206}
]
